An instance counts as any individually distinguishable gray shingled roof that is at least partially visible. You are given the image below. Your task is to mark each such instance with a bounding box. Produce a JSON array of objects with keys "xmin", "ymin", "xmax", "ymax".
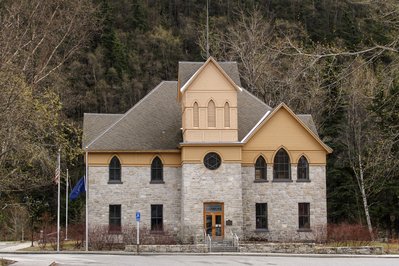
[
  {"xmin": 178, "ymin": 61, "xmax": 242, "ymax": 87},
  {"xmin": 297, "ymin": 114, "xmax": 319, "ymax": 137},
  {"xmin": 83, "ymin": 61, "xmax": 319, "ymax": 151},
  {"xmin": 86, "ymin": 81, "xmax": 181, "ymax": 150},
  {"xmin": 237, "ymin": 90, "xmax": 272, "ymax": 141},
  {"xmin": 83, "ymin": 114, "xmax": 123, "ymax": 148}
]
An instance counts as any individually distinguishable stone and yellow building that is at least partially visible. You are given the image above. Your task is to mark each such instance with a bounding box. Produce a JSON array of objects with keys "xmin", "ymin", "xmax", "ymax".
[{"xmin": 83, "ymin": 57, "xmax": 332, "ymax": 243}]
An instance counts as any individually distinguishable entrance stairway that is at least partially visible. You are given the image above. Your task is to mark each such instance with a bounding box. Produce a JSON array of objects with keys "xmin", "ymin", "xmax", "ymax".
[{"xmin": 210, "ymin": 239, "xmax": 238, "ymax": 252}]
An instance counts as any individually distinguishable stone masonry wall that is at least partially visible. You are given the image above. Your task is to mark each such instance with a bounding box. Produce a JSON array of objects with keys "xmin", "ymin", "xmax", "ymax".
[
  {"xmin": 181, "ymin": 163, "xmax": 243, "ymax": 243},
  {"xmin": 88, "ymin": 166, "xmax": 181, "ymax": 236},
  {"xmin": 242, "ymin": 165, "xmax": 327, "ymax": 242}
]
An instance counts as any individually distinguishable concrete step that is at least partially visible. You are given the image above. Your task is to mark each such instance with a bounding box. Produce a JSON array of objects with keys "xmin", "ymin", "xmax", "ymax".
[
  {"xmin": 210, "ymin": 246, "xmax": 238, "ymax": 252},
  {"xmin": 211, "ymin": 240, "xmax": 233, "ymax": 246}
]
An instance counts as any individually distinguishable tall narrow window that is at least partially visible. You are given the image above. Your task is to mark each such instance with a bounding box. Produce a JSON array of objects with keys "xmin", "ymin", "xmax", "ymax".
[
  {"xmin": 208, "ymin": 100, "xmax": 216, "ymax": 127},
  {"xmin": 109, "ymin": 204, "xmax": 121, "ymax": 232},
  {"xmin": 109, "ymin": 156, "xmax": 121, "ymax": 182},
  {"xmin": 256, "ymin": 203, "xmax": 268, "ymax": 229},
  {"xmin": 273, "ymin": 148, "xmax": 291, "ymax": 180},
  {"xmin": 298, "ymin": 203, "xmax": 310, "ymax": 229},
  {"xmin": 255, "ymin": 156, "xmax": 267, "ymax": 181},
  {"xmin": 151, "ymin": 156, "xmax": 163, "ymax": 183},
  {"xmin": 297, "ymin": 156, "xmax": 309, "ymax": 180},
  {"xmin": 151, "ymin": 204, "xmax": 163, "ymax": 231},
  {"xmin": 224, "ymin": 102, "xmax": 230, "ymax": 127},
  {"xmin": 193, "ymin": 102, "xmax": 199, "ymax": 127}
]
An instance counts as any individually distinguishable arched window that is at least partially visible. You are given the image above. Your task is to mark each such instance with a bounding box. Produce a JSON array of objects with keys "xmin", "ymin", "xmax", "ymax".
[
  {"xmin": 273, "ymin": 149, "xmax": 291, "ymax": 180},
  {"xmin": 224, "ymin": 102, "xmax": 230, "ymax": 127},
  {"xmin": 208, "ymin": 100, "xmax": 216, "ymax": 127},
  {"xmin": 109, "ymin": 156, "xmax": 121, "ymax": 181},
  {"xmin": 297, "ymin": 156, "xmax": 309, "ymax": 180},
  {"xmin": 255, "ymin": 156, "xmax": 267, "ymax": 181},
  {"xmin": 193, "ymin": 102, "xmax": 199, "ymax": 127},
  {"xmin": 151, "ymin": 156, "xmax": 163, "ymax": 183}
]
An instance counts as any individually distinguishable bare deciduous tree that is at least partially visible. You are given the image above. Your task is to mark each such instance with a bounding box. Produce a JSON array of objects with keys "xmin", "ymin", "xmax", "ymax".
[{"xmin": 0, "ymin": 0, "xmax": 99, "ymax": 85}]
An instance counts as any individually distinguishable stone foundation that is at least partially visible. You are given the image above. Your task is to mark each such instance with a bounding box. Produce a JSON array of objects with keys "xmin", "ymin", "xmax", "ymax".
[
  {"xmin": 125, "ymin": 244, "xmax": 208, "ymax": 253},
  {"xmin": 124, "ymin": 243, "xmax": 383, "ymax": 255}
]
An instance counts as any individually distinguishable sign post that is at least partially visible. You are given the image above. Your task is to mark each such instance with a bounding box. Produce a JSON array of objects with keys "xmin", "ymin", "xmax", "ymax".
[{"xmin": 136, "ymin": 211, "xmax": 140, "ymax": 254}]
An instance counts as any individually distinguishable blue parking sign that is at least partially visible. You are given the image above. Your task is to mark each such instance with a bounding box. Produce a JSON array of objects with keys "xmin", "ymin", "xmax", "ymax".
[{"xmin": 136, "ymin": 211, "xmax": 140, "ymax": 222}]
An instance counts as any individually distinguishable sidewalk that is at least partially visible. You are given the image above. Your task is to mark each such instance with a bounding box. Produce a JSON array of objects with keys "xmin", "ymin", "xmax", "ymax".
[{"xmin": 0, "ymin": 241, "xmax": 32, "ymax": 252}]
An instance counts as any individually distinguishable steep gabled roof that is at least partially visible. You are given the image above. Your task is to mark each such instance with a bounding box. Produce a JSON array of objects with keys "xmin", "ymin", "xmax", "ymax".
[
  {"xmin": 85, "ymin": 81, "xmax": 181, "ymax": 151},
  {"xmin": 83, "ymin": 60, "xmax": 322, "ymax": 151},
  {"xmin": 241, "ymin": 103, "xmax": 332, "ymax": 153}
]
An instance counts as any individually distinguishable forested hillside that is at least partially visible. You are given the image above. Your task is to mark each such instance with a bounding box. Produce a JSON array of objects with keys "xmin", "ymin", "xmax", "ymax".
[{"xmin": 0, "ymin": 0, "xmax": 398, "ymax": 240}]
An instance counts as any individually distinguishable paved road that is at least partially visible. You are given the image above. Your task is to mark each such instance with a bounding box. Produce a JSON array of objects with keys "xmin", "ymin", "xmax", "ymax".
[{"xmin": 1, "ymin": 254, "xmax": 399, "ymax": 266}]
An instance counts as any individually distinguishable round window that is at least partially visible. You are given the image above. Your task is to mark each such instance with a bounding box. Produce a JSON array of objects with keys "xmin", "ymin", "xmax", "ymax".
[{"xmin": 203, "ymin": 152, "xmax": 221, "ymax": 170}]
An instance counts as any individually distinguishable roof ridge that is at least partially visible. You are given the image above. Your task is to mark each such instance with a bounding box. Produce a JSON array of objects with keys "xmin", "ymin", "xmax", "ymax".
[{"xmin": 85, "ymin": 81, "xmax": 177, "ymax": 149}]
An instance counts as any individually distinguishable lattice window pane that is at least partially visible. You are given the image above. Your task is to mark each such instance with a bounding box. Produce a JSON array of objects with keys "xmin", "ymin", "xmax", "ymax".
[
  {"xmin": 151, "ymin": 157, "xmax": 163, "ymax": 182},
  {"xmin": 255, "ymin": 156, "xmax": 267, "ymax": 180},
  {"xmin": 151, "ymin": 204, "xmax": 163, "ymax": 231},
  {"xmin": 109, "ymin": 156, "xmax": 121, "ymax": 181},
  {"xmin": 273, "ymin": 149, "xmax": 291, "ymax": 179},
  {"xmin": 109, "ymin": 205, "xmax": 121, "ymax": 232},
  {"xmin": 297, "ymin": 156, "xmax": 309, "ymax": 180},
  {"xmin": 256, "ymin": 203, "xmax": 268, "ymax": 229},
  {"xmin": 204, "ymin": 152, "xmax": 221, "ymax": 170}
]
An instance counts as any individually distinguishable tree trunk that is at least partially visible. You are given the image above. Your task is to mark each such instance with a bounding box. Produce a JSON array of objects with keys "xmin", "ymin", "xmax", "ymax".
[{"xmin": 358, "ymin": 155, "xmax": 374, "ymax": 240}]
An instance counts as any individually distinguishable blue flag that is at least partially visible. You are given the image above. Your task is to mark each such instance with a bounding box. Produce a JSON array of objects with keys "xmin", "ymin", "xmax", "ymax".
[{"xmin": 69, "ymin": 176, "xmax": 86, "ymax": 201}]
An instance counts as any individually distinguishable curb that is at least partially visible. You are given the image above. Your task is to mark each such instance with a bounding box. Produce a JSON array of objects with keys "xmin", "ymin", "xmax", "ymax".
[{"xmin": 1, "ymin": 251, "xmax": 399, "ymax": 258}]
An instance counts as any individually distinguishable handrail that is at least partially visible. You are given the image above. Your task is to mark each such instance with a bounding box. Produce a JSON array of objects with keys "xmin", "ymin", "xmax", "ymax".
[
  {"xmin": 207, "ymin": 234, "xmax": 212, "ymax": 252},
  {"xmin": 233, "ymin": 233, "xmax": 239, "ymax": 249}
]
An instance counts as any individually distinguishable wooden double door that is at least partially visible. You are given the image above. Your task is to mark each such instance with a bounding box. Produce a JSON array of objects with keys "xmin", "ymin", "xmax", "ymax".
[{"xmin": 204, "ymin": 203, "xmax": 224, "ymax": 239}]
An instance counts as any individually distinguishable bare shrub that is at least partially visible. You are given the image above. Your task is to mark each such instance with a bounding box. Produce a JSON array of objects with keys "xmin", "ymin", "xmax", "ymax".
[
  {"xmin": 89, "ymin": 225, "xmax": 123, "ymax": 251},
  {"xmin": 328, "ymin": 223, "xmax": 372, "ymax": 243},
  {"xmin": 122, "ymin": 225, "xmax": 178, "ymax": 245},
  {"xmin": 68, "ymin": 223, "xmax": 85, "ymax": 249},
  {"xmin": 89, "ymin": 224, "xmax": 179, "ymax": 250}
]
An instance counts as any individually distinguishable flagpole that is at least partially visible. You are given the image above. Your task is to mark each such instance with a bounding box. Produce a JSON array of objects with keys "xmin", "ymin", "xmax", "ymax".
[
  {"xmin": 57, "ymin": 148, "xmax": 61, "ymax": 252},
  {"xmin": 65, "ymin": 168, "xmax": 69, "ymax": 240},
  {"xmin": 85, "ymin": 148, "xmax": 89, "ymax": 252}
]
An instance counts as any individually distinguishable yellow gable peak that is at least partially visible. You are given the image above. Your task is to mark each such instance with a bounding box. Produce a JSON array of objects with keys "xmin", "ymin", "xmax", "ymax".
[
  {"xmin": 180, "ymin": 56, "xmax": 242, "ymax": 93},
  {"xmin": 241, "ymin": 103, "xmax": 333, "ymax": 154}
]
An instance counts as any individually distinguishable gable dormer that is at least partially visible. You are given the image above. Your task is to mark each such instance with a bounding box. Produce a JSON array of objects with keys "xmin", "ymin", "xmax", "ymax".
[{"xmin": 179, "ymin": 57, "xmax": 241, "ymax": 143}]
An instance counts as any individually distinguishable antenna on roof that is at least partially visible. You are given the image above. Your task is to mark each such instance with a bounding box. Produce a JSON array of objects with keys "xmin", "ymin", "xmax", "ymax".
[{"xmin": 206, "ymin": 0, "xmax": 210, "ymax": 58}]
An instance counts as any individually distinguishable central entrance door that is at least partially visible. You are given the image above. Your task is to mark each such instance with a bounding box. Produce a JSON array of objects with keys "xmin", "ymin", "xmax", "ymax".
[{"xmin": 204, "ymin": 203, "xmax": 224, "ymax": 239}]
